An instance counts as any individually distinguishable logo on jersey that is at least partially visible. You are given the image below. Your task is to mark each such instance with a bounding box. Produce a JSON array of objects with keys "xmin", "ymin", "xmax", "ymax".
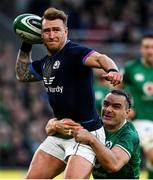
[
  {"xmin": 53, "ymin": 61, "xmax": 60, "ymax": 69},
  {"xmin": 134, "ymin": 73, "xmax": 144, "ymax": 81},
  {"xmin": 143, "ymin": 82, "xmax": 153, "ymax": 96},
  {"xmin": 47, "ymin": 86, "xmax": 63, "ymax": 93},
  {"xmin": 43, "ymin": 76, "xmax": 63, "ymax": 93},
  {"xmin": 42, "ymin": 60, "xmax": 63, "ymax": 93},
  {"xmin": 43, "ymin": 76, "xmax": 55, "ymax": 85},
  {"xmin": 105, "ymin": 141, "xmax": 113, "ymax": 149}
]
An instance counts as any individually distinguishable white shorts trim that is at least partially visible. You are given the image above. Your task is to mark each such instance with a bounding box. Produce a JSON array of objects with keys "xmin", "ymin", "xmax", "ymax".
[{"xmin": 39, "ymin": 126, "xmax": 105, "ymax": 165}]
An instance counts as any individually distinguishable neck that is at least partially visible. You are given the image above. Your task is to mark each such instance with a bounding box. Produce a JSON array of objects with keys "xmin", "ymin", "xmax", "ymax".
[
  {"xmin": 48, "ymin": 38, "xmax": 68, "ymax": 56},
  {"xmin": 104, "ymin": 119, "xmax": 127, "ymax": 132}
]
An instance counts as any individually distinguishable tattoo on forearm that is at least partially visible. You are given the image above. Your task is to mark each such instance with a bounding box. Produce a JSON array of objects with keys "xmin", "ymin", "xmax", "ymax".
[{"xmin": 16, "ymin": 61, "xmax": 37, "ymax": 82}]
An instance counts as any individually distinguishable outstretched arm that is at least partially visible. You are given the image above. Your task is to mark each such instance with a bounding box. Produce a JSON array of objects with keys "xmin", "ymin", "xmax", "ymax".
[
  {"xmin": 85, "ymin": 51, "xmax": 122, "ymax": 86},
  {"xmin": 15, "ymin": 42, "xmax": 40, "ymax": 82}
]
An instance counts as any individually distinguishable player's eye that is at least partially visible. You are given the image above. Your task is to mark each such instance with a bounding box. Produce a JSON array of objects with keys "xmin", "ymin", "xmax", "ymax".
[
  {"xmin": 42, "ymin": 29, "xmax": 50, "ymax": 33},
  {"xmin": 103, "ymin": 101, "xmax": 109, "ymax": 107},
  {"xmin": 53, "ymin": 28, "xmax": 61, "ymax": 32},
  {"xmin": 112, "ymin": 104, "xmax": 121, "ymax": 109}
]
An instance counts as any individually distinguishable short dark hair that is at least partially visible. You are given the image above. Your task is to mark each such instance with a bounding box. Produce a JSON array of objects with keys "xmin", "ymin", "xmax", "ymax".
[
  {"xmin": 110, "ymin": 89, "xmax": 132, "ymax": 109},
  {"xmin": 142, "ymin": 34, "xmax": 153, "ymax": 39},
  {"xmin": 42, "ymin": 7, "xmax": 68, "ymax": 26}
]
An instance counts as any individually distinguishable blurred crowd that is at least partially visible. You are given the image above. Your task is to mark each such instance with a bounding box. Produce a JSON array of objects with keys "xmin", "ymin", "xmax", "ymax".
[
  {"xmin": 0, "ymin": 42, "xmax": 52, "ymax": 167},
  {"xmin": 0, "ymin": 0, "xmax": 153, "ymax": 168},
  {"xmin": 1, "ymin": 0, "xmax": 153, "ymax": 43}
]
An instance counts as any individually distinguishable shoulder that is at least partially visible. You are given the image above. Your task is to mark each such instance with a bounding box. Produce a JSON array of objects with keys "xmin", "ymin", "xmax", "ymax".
[
  {"xmin": 67, "ymin": 40, "xmax": 90, "ymax": 49},
  {"xmin": 124, "ymin": 59, "xmax": 141, "ymax": 69},
  {"xmin": 121, "ymin": 121, "xmax": 139, "ymax": 142},
  {"xmin": 114, "ymin": 121, "xmax": 140, "ymax": 157},
  {"xmin": 66, "ymin": 40, "xmax": 93, "ymax": 54},
  {"xmin": 123, "ymin": 59, "xmax": 141, "ymax": 77},
  {"xmin": 110, "ymin": 121, "xmax": 139, "ymax": 145}
]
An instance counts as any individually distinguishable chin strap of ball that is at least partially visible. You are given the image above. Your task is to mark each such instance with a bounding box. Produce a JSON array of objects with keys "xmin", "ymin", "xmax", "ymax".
[{"xmin": 20, "ymin": 42, "xmax": 32, "ymax": 53}]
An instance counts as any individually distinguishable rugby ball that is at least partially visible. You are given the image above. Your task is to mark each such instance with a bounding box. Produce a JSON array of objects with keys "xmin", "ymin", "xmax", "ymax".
[{"xmin": 13, "ymin": 13, "xmax": 42, "ymax": 44}]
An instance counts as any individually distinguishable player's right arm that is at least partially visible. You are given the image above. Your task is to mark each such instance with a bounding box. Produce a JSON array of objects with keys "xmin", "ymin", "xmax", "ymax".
[
  {"xmin": 15, "ymin": 42, "xmax": 40, "ymax": 82},
  {"xmin": 74, "ymin": 129, "xmax": 130, "ymax": 173},
  {"xmin": 84, "ymin": 51, "xmax": 122, "ymax": 86}
]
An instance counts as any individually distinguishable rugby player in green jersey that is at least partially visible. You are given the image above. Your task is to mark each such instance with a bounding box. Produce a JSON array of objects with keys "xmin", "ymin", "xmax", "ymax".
[
  {"xmin": 123, "ymin": 34, "xmax": 153, "ymax": 178},
  {"xmin": 46, "ymin": 89, "xmax": 141, "ymax": 179}
]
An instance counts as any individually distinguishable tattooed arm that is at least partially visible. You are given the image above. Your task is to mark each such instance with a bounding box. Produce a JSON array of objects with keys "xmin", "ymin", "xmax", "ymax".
[{"xmin": 15, "ymin": 47, "xmax": 40, "ymax": 82}]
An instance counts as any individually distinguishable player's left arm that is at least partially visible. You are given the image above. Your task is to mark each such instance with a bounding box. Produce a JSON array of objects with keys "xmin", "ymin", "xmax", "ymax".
[{"xmin": 84, "ymin": 51, "xmax": 122, "ymax": 86}]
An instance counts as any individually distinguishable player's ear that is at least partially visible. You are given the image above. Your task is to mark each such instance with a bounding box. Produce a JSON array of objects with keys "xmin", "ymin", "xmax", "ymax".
[
  {"xmin": 127, "ymin": 108, "xmax": 135, "ymax": 120},
  {"xmin": 126, "ymin": 108, "xmax": 131, "ymax": 119},
  {"xmin": 64, "ymin": 26, "xmax": 68, "ymax": 33}
]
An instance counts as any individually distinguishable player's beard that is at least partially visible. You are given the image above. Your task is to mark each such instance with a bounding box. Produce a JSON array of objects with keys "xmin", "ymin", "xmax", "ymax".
[
  {"xmin": 45, "ymin": 40, "xmax": 66, "ymax": 55},
  {"xmin": 47, "ymin": 45, "xmax": 59, "ymax": 54},
  {"xmin": 44, "ymin": 42, "xmax": 60, "ymax": 55}
]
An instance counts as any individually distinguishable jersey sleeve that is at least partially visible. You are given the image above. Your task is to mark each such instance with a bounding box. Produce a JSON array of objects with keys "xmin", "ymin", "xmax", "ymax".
[
  {"xmin": 69, "ymin": 45, "xmax": 95, "ymax": 65},
  {"xmin": 28, "ymin": 60, "xmax": 43, "ymax": 80},
  {"xmin": 114, "ymin": 132, "xmax": 139, "ymax": 158},
  {"xmin": 82, "ymin": 50, "xmax": 95, "ymax": 64}
]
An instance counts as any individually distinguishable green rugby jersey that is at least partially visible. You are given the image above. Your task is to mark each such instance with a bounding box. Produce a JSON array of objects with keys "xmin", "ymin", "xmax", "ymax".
[
  {"xmin": 93, "ymin": 121, "xmax": 141, "ymax": 179},
  {"xmin": 94, "ymin": 83, "xmax": 109, "ymax": 114},
  {"xmin": 123, "ymin": 59, "xmax": 153, "ymax": 120}
]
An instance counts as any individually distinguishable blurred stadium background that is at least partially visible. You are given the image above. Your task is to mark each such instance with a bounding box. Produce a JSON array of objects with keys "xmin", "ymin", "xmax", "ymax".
[{"xmin": 0, "ymin": 0, "xmax": 152, "ymax": 179}]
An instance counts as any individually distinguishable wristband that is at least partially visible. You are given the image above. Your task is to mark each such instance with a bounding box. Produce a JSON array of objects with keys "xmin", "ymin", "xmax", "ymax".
[
  {"xmin": 107, "ymin": 68, "xmax": 119, "ymax": 73},
  {"xmin": 20, "ymin": 42, "xmax": 32, "ymax": 53}
]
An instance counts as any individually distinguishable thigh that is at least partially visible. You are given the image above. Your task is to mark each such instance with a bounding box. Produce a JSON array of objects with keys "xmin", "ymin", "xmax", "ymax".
[
  {"xmin": 25, "ymin": 149, "xmax": 65, "ymax": 179},
  {"xmin": 39, "ymin": 136, "xmax": 66, "ymax": 161},
  {"xmin": 63, "ymin": 155, "xmax": 93, "ymax": 179},
  {"xmin": 64, "ymin": 126, "xmax": 105, "ymax": 165},
  {"xmin": 91, "ymin": 126, "xmax": 105, "ymax": 145}
]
